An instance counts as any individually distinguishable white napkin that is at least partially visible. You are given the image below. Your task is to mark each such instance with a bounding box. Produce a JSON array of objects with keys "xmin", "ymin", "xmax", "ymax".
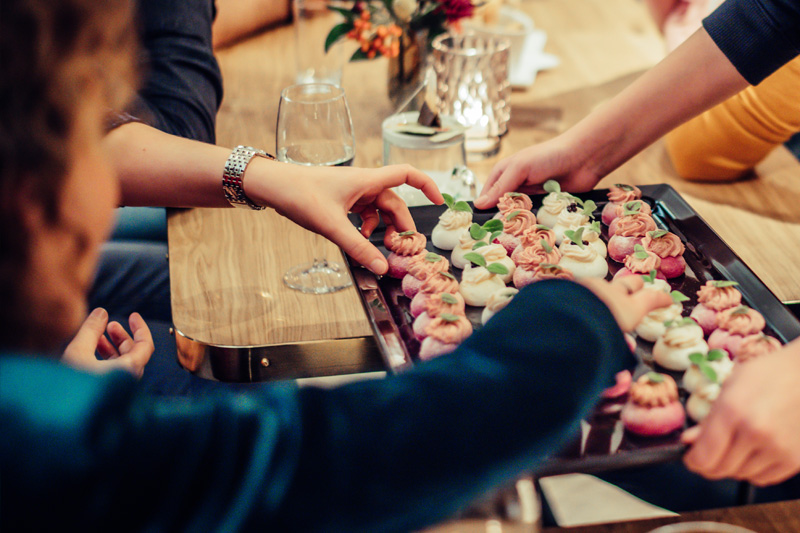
[{"xmin": 509, "ymin": 28, "xmax": 560, "ymax": 88}]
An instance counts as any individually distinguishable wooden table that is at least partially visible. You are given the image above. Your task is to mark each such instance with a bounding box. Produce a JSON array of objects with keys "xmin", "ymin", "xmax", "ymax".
[
  {"xmin": 168, "ymin": 0, "xmax": 800, "ymax": 379},
  {"xmin": 542, "ymin": 498, "xmax": 800, "ymax": 532}
]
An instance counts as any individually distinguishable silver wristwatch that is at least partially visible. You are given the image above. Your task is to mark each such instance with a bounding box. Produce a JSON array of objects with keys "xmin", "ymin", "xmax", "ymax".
[{"xmin": 222, "ymin": 145, "xmax": 273, "ymax": 210}]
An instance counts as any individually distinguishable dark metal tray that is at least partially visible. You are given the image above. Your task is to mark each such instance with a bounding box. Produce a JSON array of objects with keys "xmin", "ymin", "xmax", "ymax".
[{"xmin": 346, "ymin": 184, "xmax": 800, "ymax": 476}]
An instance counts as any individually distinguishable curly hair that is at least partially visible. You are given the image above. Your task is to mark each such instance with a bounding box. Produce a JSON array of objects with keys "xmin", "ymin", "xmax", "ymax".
[{"xmin": 0, "ymin": 0, "xmax": 137, "ymax": 348}]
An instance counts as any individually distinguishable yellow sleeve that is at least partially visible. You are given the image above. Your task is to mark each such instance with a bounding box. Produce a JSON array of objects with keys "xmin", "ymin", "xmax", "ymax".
[{"xmin": 665, "ymin": 55, "xmax": 800, "ymax": 181}]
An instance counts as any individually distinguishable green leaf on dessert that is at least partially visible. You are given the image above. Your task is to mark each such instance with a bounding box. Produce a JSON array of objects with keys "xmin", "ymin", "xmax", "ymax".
[
  {"xmin": 570, "ymin": 195, "xmax": 585, "ymax": 207},
  {"xmin": 469, "ymin": 223, "xmax": 487, "ymax": 241},
  {"xmin": 623, "ymin": 201, "xmax": 642, "ymax": 216},
  {"xmin": 543, "ymin": 180, "xmax": 561, "ymax": 194},
  {"xmin": 688, "ymin": 352, "xmax": 705, "ymax": 366},
  {"xmin": 472, "ymin": 241, "xmax": 489, "ymax": 250},
  {"xmin": 711, "ymin": 280, "xmax": 739, "ymax": 288},
  {"xmin": 649, "ymin": 229, "xmax": 669, "ymax": 239},
  {"xmin": 707, "ymin": 349, "xmax": 726, "ymax": 361},
  {"xmin": 589, "ymin": 221, "xmax": 601, "ymax": 234},
  {"xmin": 440, "ymin": 272, "xmax": 456, "ymax": 280},
  {"xmin": 699, "ymin": 363, "xmax": 718, "ymax": 383},
  {"xmin": 441, "ymin": 293, "xmax": 458, "ymax": 305},
  {"xmin": 731, "ymin": 306, "xmax": 750, "ymax": 315},
  {"xmin": 541, "ymin": 239, "xmax": 553, "ymax": 253},
  {"xmin": 464, "ymin": 252, "xmax": 487, "ymax": 268},
  {"xmin": 482, "ymin": 219, "xmax": 504, "ymax": 232},
  {"xmin": 440, "ymin": 313, "xmax": 460, "ymax": 322},
  {"xmin": 581, "ymin": 200, "xmax": 598, "ymax": 218},
  {"xmin": 633, "ymin": 244, "xmax": 649, "ymax": 260},
  {"xmin": 564, "ymin": 227, "xmax": 585, "ymax": 249},
  {"xmin": 614, "ymin": 183, "xmax": 635, "ymax": 191},
  {"xmin": 646, "ymin": 372, "xmax": 665, "ymax": 383},
  {"xmin": 442, "ymin": 193, "xmax": 455, "ymax": 210},
  {"xmin": 680, "ymin": 317, "xmax": 697, "ymax": 327},
  {"xmin": 453, "ymin": 200, "xmax": 472, "ymax": 213},
  {"xmin": 397, "ymin": 230, "xmax": 416, "ymax": 237},
  {"xmin": 487, "ymin": 263, "xmax": 509, "ymax": 275},
  {"xmin": 425, "ymin": 252, "xmax": 442, "ymax": 262},
  {"xmin": 539, "ymin": 263, "xmax": 561, "ymax": 270},
  {"xmin": 506, "ymin": 210, "xmax": 521, "ymax": 221},
  {"xmin": 489, "ymin": 230, "xmax": 503, "ymax": 243},
  {"xmin": 642, "ymin": 269, "xmax": 657, "ymax": 283},
  {"xmin": 508, "ymin": 192, "xmax": 523, "ymax": 197},
  {"xmin": 671, "ymin": 290, "xmax": 689, "ymax": 304},
  {"xmin": 536, "ymin": 224, "xmax": 552, "ymax": 230}
]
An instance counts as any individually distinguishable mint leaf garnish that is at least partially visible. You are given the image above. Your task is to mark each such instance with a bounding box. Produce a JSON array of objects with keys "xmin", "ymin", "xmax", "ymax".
[
  {"xmin": 464, "ymin": 252, "xmax": 487, "ymax": 268},
  {"xmin": 487, "ymin": 263, "xmax": 509, "ymax": 275}
]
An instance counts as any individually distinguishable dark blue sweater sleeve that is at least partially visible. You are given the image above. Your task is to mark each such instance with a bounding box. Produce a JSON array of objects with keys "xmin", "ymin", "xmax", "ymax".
[
  {"xmin": 703, "ymin": 0, "xmax": 800, "ymax": 84},
  {"xmin": 1, "ymin": 281, "xmax": 632, "ymax": 532}
]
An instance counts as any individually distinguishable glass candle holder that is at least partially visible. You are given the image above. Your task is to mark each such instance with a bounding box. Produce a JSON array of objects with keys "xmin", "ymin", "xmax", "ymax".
[
  {"xmin": 382, "ymin": 111, "xmax": 475, "ymax": 206},
  {"xmin": 432, "ymin": 32, "xmax": 511, "ymax": 160}
]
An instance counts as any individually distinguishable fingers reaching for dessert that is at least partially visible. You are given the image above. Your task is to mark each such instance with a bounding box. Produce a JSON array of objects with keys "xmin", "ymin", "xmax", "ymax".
[
  {"xmin": 580, "ymin": 277, "xmax": 673, "ymax": 332},
  {"xmin": 682, "ymin": 338, "xmax": 800, "ymax": 486}
]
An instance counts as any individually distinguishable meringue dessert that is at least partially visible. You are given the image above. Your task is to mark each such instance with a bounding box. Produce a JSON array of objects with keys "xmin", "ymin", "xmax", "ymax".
[
  {"xmin": 409, "ymin": 271, "xmax": 460, "ymax": 318},
  {"xmin": 635, "ymin": 289, "xmax": 687, "ymax": 343},
  {"xmin": 621, "ymin": 372, "xmax": 686, "ymax": 436},
  {"xmin": 459, "ymin": 262, "xmax": 507, "ymax": 307},
  {"xmin": 551, "ymin": 201, "xmax": 594, "ymax": 245},
  {"xmin": 558, "ymin": 227, "xmax": 608, "ymax": 279},
  {"xmin": 481, "ymin": 287, "xmax": 519, "ymax": 324},
  {"xmin": 652, "ymin": 317, "xmax": 708, "ymax": 371},
  {"xmin": 537, "ymin": 180, "xmax": 579, "ymax": 228},
  {"xmin": 451, "ymin": 223, "xmax": 492, "ymax": 269},
  {"xmin": 708, "ymin": 305, "xmax": 766, "ymax": 356},
  {"xmin": 607, "ymin": 200, "xmax": 653, "ymax": 235},
  {"xmin": 733, "ymin": 333, "xmax": 781, "ymax": 363},
  {"xmin": 413, "ymin": 292, "xmax": 466, "ymax": 341},
  {"xmin": 401, "ymin": 252, "xmax": 450, "ymax": 298},
  {"xmin": 497, "ymin": 191, "xmax": 533, "ymax": 214},
  {"xmin": 511, "ymin": 225, "xmax": 557, "ymax": 264},
  {"xmin": 689, "ymin": 280, "xmax": 742, "ymax": 336},
  {"xmin": 473, "ymin": 243, "xmax": 516, "ymax": 284},
  {"xmin": 419, "ymin": 314, "xmax": 473, "ymax": 360},
  {"xmin": 512, "ymin": 241, "xmax": 562, "ymax": 289},
  {"xmin": 683, "ymin": 349, "xmax": 734, "ymax": 394},
  {"xmin": 386, "ymin": 230, "xmax": 427, "ymax": 279},
  {"xmin": 686, "ymin": 382, "xmax": 721, "ymax": 423},
  {"xmin": 431, "ymin": 194, "xmax": 473, "ymax": 250},
  {"xmin": 601, "ymin": 183, "xmax": 642, "ymax": 226},
  {"xmin": 496, "ymin": 209, "xmax": 537, "ymax": 256},
  {"xmin": 642, "ymin": 229, "xmax": 686, "ymax": 279},
  {"xmin": 614, "ymin": 245, "xmax": 664, "ymax": 280},
  {"xmin": 607, "ymin": 213, "xmax": 658, "ymax": 263}
]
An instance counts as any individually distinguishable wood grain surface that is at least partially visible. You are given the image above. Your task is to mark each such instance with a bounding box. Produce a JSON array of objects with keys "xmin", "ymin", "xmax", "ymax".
[{"xmin": 168, "ymin": 0, "xmax": 800, "ymax": 348}]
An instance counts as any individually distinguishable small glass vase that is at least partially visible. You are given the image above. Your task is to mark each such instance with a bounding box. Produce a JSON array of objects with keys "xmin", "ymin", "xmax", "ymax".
[{"xmin": 387, "ymin": 28, "xmax": 429, "ymax": 108}]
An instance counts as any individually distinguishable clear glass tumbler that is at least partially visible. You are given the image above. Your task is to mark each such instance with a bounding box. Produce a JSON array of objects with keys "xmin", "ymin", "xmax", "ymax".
[{"xmin": 432, "ymin": 32, "xmax": 511, "ymax": 160}]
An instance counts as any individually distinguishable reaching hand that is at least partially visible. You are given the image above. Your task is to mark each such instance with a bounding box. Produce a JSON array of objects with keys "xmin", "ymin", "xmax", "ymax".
[
  {"xmin": 682, "ymin": 338, "xmax": 800, "ymax": 486},
  {"xmin": 248, "ymin": 161, "xmax": 443, "ymax": 275},
  {"xmin": 474, "ymin": 136, "xmax": 601, "ymax": 210},
  {"xmin": 62, "ymin": 308, "xmax": 154, "ymax": 378},
  {"xmin": 580, "ymin": 276, "xmax": 673, "ymax": 332}
]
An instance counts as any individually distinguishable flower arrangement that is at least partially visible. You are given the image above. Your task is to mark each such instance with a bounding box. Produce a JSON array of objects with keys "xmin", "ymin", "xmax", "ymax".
[{"xmin": 325, "ymin": 0, "xmax": 477, "ymax": 60}]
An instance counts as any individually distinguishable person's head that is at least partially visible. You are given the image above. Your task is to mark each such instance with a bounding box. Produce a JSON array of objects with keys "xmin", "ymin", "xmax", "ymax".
[{"xmin": 0, "ymin": 0, "xmax": 137, "ymax": 352}]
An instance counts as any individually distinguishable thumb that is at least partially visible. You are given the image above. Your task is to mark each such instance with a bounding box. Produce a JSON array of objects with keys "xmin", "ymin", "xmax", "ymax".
[
  {"xmin": 65, "ymin": 308, "xmax": 108, "ymax": 356},
  {"xmin": 329, "ymin": 223, "xmax": 388, "ymax": 275},
  {"xmin": 681, "ymin": 425, "xmax": 702, "ymax": 445}
]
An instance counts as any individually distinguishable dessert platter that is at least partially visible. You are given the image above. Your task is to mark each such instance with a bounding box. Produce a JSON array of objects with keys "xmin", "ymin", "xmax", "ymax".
[{"xmin": 346, "ymin": 183, "xmax": 800, "ymax": 476}]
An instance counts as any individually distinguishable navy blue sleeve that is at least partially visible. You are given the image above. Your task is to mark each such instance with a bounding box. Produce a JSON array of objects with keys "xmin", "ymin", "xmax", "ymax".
[
  {"xmin": 128, "ymin": 0, "xmax": 223, "ymax": 143},
  {"xmin": 1, "ymin": 281, "xmax": 633, "ymax": 532},
  {"xmin": 703, "ymin": 0, "xmax": 800, "ymax": 84}
]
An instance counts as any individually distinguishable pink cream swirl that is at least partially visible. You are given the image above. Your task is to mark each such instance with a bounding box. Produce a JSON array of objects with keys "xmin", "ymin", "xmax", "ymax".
[
  {"xmin": 533, "ymin": 264, "xmax": 574, "ymax": 281},
  {"xmin": 425, "ymin": 292, "xmax": 466, "ymax": 317},
  {"xmin": 502, "ymin": 210, "xmax": 537, "ymax": 237},
  {"xmin": 630, "ymin": 374, "xmax": 679, "ymax": 407},
  {"xmin": 425, "ymin": 315, "xmax": 473, "ymax": 344},
  {"xmin": 517, "ymin": 244, "xmax": 561, "ymax": 272},
  {"xmin": 387, "ymin": 231, "xmax": 427, "ymax": 256},
  {"xmin": 613, "ymin": 200, "xmax": 652, "ymax": 218},
  {"xmin": 607, "ymin": 184, "xmax": 642, "ymax": 204},
  {"xmin": 716, "ymin": 306, "xmax": 766, "ymax": 336},
  {"xmin": 697, "ymin": 281, "xmax": 742, "ymax": 311},
  {"xmin": 643, "ymin": 231, "xmax": 685, "ymax": 258},
  {"xmin": 736, "ymin": 334, "xmax": 781, "ymax": 362},
  {"xmin": 420, "ymin": 272, "xmax": 459, "ymax": 296},
  {"xmin": 498, "ymin": 193, "xmax": 533, "ymax": 214},
  {"xmin": 407, "ymin": 254, "xmax": 450, "ymax": 281},
  {"xmin": 614, "ymin": 214, "xmax": 658, "ymax": 237},
  {"xmin": 623, "ymin": 249, "xmax": 662, "ymax": 274},
  {"xmin": 519, "ymin": 226, "xmax": 557, "ymax": 249}
]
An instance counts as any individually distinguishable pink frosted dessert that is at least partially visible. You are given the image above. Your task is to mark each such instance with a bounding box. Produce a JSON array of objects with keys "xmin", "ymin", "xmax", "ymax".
[
  {"xmin": 602, "ymin": 370, "xmax": 633, "ymax": 399},
  {"xmin": 497, "ymin": 192, "xmax": 533, "ymax": 215},
  {"xmin": 413, "ymin": 292, "xmax": 466, "ymax": 341},
  {"xmin": 532, "ymin": 263, "xmax": 575, "ymax": 283},
  {"xmin": 621, "ymin": 373, "xmax": 686, "ymax": 437},
  {"xmin": 386, "ymin": 230, "xmax": 427, "ymax": 279},
  {"xmin": 511, "ymin": 225, "xmax": 557, "ymax": 264},
  {"xmin": 707, "ymin": 305, "xmax": 766, "ymax": 357},
  {"xmin": 419, "ymin": 314, "xmax": 473, "ymax": 360},
  {"xmin": 607, "ymin": 213, "xmax": 657, "ymax": 263},
  {"xmin": 409, "ymin": 271, "xmax": 459, "ymax": 318},
  {"xmin": 732, "ymin": 333, "xmax": 781, "ymax": 363},
  {"xmin": 495, "ymin": 210, "xmax": 537, "ymax": 256},
  {"xmin": 512, "ymin": 243, "xmax": 562, "ymax": 288},
  {"xmin": 401, "ymin": 252, "xmax": 450, "ymax": 298},
  {"xmin": 607, "ymin": 201, "xmax": 653, "ymax": 235},
  {"xmin": 614, "ymin": 245, "xmax": 664, "ymax": 280},
  {"xmin": 642, "ymin": 230, "xmax": 686, "ymax": 279},
  {"xmin": 689, "ymin": 281, "xmax": 742, "ymax": 336},
  {"xmin": 601, "ymin": 184, "xmax": 642, "ymax": 225}
]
